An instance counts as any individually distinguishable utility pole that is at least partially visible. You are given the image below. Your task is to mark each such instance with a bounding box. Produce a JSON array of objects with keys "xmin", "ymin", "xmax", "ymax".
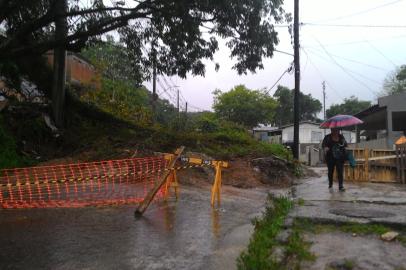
[
  {"xmin": 177, "ymin": 89, "xmax": 180, "ymax": 119},
  {"xmin": 151, "ymin": 44, "xmax": 157, "ymax": 119},
  {"xmin": 52, "ymin": 0, "xmax": 67, "ymax": 128},
  {"xmin": 322, "ymin": 81, "xmax": 326, "ymax": 136},
  {"xmin": 293, "ymin": 0, "xmax": 300, "ymax": 159},
  {"xmin": 185, "ymin": 101, "xmax": 188, "ymax": 123}
]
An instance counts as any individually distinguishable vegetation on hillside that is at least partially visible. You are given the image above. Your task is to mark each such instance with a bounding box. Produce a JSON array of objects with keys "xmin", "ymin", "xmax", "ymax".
[
  {"xmin": 0, "ymin": 39, "xmax": 295, "ymax": 169},
  {"xmin": 327, "ymin": 96, "xmax": 371, "ymax": 118},
  {"xmin": 213, "ymin": 85, "xmax": 277, "ymax": 129},
  {"xmin": 273, "ymin": 85, "xmax": 322, "ymax": 126}
]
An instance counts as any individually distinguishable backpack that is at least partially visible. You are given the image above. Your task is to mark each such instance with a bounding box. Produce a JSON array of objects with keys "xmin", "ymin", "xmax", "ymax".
[{"xmin": 332, "ymin": 144, "xmax": 345, "ymax": 160}]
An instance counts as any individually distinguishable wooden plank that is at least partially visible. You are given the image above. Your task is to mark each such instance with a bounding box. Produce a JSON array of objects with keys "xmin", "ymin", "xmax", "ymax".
[
  {"xmin": 369, "ymin": 162, "xmax": 398, "ymax": 169},
  {"xmin": 135, "ymin": 146, "xmax": 185, "ymax": 216},
  {"xmin": 355, "ymin": 155, "xmax": 397, "ymax": 162}
]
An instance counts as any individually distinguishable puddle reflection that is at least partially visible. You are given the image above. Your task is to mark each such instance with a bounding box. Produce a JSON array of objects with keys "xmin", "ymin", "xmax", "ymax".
[{"xmin": 211, "ymin": 208, "xmax": 220, "ymax": 238}]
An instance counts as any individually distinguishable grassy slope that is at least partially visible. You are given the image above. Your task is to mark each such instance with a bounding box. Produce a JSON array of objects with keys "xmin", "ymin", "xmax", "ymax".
[{"xmin": 0, "ymin": 96, "xmax": 291, "ymax": 168}]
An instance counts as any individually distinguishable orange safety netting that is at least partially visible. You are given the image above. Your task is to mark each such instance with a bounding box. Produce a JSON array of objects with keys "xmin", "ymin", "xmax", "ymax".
[{"xmin": 0, "ymin": 156, "xmax": 168, "ymax": 209}]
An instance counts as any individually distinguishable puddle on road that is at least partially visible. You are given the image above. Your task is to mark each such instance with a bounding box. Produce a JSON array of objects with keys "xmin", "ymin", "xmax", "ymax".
[{"xmin": 0, "ymin": 187, "xmax": 266, "ymax": 270}]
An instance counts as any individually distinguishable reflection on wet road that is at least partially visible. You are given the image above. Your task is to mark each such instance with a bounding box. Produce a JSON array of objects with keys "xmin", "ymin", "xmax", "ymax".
[{"xmin": 0, "ymin": 186, "xmax": 269, "ymax": 270}]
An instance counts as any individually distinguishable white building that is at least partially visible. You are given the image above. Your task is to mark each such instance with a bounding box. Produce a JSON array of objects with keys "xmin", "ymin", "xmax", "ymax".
[{"xmin": 253, "ymin": 121, "xmax": 356, "ymax": 164}]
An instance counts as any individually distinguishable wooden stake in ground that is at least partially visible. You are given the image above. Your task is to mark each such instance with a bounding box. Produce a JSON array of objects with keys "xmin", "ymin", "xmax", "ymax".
[{"xmin": 135, "ymin": 146, "xmax": 185, "ymax": 216}]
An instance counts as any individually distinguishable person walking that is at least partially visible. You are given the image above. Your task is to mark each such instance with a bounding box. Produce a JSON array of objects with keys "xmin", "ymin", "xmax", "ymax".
[{"xmin": 322, "ymin": 128, "xmax": 347, "ymax": 191}]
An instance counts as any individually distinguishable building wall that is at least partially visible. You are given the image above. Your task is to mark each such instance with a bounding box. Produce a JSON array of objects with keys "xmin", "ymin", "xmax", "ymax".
[
  {"xmin": 46, "ymin": 51, "xmax": 100, "ymax": 89},
  {"xmin": 379, "ymin": 92, "xmax": 406, "ymax": 147},
  {"xmin": 282, "ymin": 123, "xmax": 325, "ymax": 144}
]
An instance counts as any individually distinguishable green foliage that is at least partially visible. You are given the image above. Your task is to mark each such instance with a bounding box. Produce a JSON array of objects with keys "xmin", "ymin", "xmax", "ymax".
[
  {"xmin": 194, "ymin": 112, "xmax": 221, "ymax": 133},
  {"xmin": 381, "ymin": 65, "xmax": 406, "ymax": 96},
  {"xmin": 237, "ymin": 195, "xmax": 293, "ymax": 270},
  {"xmin": 296, "ymin": 219, "xmax": 406, "ymax": 248},
  {"xmin": 80, "ymin": 78, "xmax": 152, "ymax": 125},
  {"xmin": 213, "ymin": 85, "xmax": 277, "ymax": 128},
  {"xmin": 285, "ymin": 222, "xmax": 316, "ymax": 267},
  {"xmin": 189, "ymin": 110, "xmax": 292, "ymax": 159},
  {"xmin": 0, "ymin": 116, "xmax": 33, "ymax": 169},
  {"xmin": 1, "ymin": 0, "xmax": 288, "ymax": 79},
  {"xmin": 273, "ymin": 85, "xmax": 322, "ymax": 126},
  {"xmin": 81, "ymin": 39, "xmax": 144, "ymax": 86},
  {"xmin": 326, "ymin": 96, "xmax": 371, "ymax": 118}
]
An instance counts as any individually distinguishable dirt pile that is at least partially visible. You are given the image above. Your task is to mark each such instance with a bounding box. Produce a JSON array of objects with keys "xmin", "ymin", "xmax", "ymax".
[
  {"xmin": 251, "ymin": 156, "xmax": 295, "ymax": 186},
  {"xmin": 178, "ymin": 155, "xmax": 298, "ymax": 189}
]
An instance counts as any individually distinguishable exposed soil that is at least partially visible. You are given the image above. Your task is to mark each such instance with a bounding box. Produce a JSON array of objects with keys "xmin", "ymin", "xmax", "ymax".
[{"xmin": 178, "ymin": 156, "xmax": 302, "ymax": 189}]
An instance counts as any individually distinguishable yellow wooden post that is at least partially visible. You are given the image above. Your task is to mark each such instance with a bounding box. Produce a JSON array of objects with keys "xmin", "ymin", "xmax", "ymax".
[
  {"xmin": 216, "ymin": 162, "xmax": 222, "ymax": 205},
  {"xmin": 211, "ymin": 162, "xmax": 222, "ymax": 207}
]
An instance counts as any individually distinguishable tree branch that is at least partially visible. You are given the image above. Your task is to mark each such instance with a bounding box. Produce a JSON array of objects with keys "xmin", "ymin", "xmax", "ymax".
[{"xmin": 1, "ymin": 11, "xmax": 151, "ymax": 59}]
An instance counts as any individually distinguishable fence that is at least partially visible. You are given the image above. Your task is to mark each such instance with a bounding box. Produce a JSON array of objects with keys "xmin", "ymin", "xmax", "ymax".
[
  {"xmin": 0, "ymin": 156, "xmax": 167, "ymax": 209},
  {"xmin": 344, "ymin": 148, "xmax": 398, "ymax": 183},
  {"xmin": 396, "ymin": 143, "xmax": 406, "ymax": 184},
  {"xmin": 1, "ymin": 148, "xmax": 229, "ymax": 212}
]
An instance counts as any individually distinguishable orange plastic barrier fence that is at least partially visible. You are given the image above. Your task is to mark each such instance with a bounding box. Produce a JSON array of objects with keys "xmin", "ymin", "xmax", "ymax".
[{"xmin": 0, "ymin": 156, "xmax": 168, "ymax": 209}]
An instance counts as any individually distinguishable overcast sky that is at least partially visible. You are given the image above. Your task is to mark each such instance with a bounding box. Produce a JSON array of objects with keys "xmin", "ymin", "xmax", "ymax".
[{"xmin": 143, "ymin": 0, "xmax": 406, "ymax": 112}]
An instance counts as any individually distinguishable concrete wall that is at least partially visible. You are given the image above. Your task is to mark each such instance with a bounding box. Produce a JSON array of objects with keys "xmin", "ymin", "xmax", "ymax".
[
  {"xmin": 351, "ymin": 137, "xmax": 389, "ymax": 150},
  {"xmin": 378, "ymin": 92, "xmax": 406, "ymax": 147}
]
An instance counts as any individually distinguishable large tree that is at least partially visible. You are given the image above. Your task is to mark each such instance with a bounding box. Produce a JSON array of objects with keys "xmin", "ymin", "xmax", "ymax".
[
  {"xmin": 326, "ymin": 96, "xmax": 371, "ymax": 118},
  {"xmin": 81, "ymin": 37, "xmax": 145, "ymax": 87},
  {"xmin": 381, "ymin": 65, "xmax": 406, "ymax": 96},
  {"xmin": 213, "ymin": 85, "xmax": 277, "ymax": 128},
  {"xmin": 273, "ymin": 85, "xmax": 322, "ymax": 126},
  {"xmin": 0, "ymin": 0, "xmax": 288, "ymax": 76},
  {"xmin": 0, "ymin": 0, "xmax": 288, "ymax": 126}
]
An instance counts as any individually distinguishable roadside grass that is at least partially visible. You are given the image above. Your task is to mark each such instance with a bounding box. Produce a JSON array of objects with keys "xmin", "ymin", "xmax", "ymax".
[
  {"xmin": 237, "ymin": 196, "xmax": 316, "ymax": 270},
  {"xmin": 285, "ymin": 220, "xmax": 316, "ymax": 269},
  {"xmin": 295, "ymin": 218, "xmax": 406, "ymax": 247},
  {"xmin": 237, "ymin": 195, "xmax": 293, "ymax": 270}
]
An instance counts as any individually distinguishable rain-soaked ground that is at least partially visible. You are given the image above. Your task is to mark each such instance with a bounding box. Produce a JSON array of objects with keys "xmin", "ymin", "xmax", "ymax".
[{"xmin": 0, "ymin": 185, "xmax": 284, "ymax": 270}]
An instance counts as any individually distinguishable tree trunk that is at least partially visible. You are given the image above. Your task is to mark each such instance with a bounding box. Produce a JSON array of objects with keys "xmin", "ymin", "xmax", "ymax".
[{"xmin": 52, "ymin": 0, "xmax": 67, "ymax": 127}]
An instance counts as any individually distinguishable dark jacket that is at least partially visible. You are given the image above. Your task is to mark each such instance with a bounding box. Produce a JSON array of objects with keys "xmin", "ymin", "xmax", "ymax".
[{"xmin": 322, "ymin": 134, "xmax": 347, "ymax": 162}]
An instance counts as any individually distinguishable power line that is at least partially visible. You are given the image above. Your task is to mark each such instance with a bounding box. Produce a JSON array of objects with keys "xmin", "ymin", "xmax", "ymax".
[
  {"xmin": 264, "ymin": 63, "xmax": 294, "ymax": 95},
  {"xmin": 312, "ymin": 36, "xmax": 378, "ymax": 95},
  {"xmin": 302, "ymin": 22, "xmax": 406, "ymax": 28},
  {"xmin": 302, "ymin": 34, "xmax": 406, "ymax": 47},
  {"xmin": 310, "ymin": 0, "xmax": 405, "ymax": 23},
  {"xmin": 275, "ymin": 49, "xmax": 294, "ymax": 56},
  {"xmin": 301, "ymin": 48, "xmax": 344, "ymax": 101},
  {"xmin": 362, "ymin": 39, "xmax": 398, "ymax": 68},
  {"xmin": 304, "ymin": 48, "xmax": 384, "ymax": 85},
  {"xmin": 304, "ymin": 47, "xmax": 388, "ymax": 71}
]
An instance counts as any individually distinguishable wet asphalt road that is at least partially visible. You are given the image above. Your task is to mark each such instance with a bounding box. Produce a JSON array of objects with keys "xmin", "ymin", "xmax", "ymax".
[{"xmin": 0, "ymin": 186, "xmax": 269, "ymax": 270}]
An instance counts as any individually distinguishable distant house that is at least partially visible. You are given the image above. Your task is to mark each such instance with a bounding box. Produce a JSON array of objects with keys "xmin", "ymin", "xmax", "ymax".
[
  {"xmin": 253, "ymin": 121, "xmax": 356, "ymax": 145},
  {"xmin": 354, "ymin": 92, "xmax": 406, "ymax": 149},
  {"xmin": 45, "ymin": 51, "xmax": 100, "ymax": 89},
  {"xmin": 253, "ymin": 121, "xmax": 356, "ymax": 164}
]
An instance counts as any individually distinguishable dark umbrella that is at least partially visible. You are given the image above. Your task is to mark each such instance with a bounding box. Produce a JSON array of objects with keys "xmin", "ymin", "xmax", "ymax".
[{"xmin": 320, "ymin": 114, "xmax": 363, "ymax": 129}]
